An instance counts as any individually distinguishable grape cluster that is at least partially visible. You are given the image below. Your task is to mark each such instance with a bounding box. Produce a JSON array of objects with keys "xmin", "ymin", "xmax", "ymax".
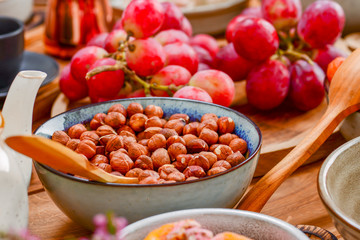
[
  {"xmin": 60, "ymin": 0, "xmax": 235, "ymax": 107},
  {"xmin": 223, "ymin": 0, "xmax": 348, "ymax": 111}
]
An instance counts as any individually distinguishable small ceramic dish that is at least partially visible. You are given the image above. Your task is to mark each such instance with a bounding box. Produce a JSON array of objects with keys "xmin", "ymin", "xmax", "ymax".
[
  {"xmin": 121, "ymin": 208, "xmax": 310, "ymax": 239},
  {"xmin": 318, "ymin": 136, "xmax": 360, "ymax": 240},
  {"xmin": 34, "ymin": 97, "xmax": 262, "ymax": 230}
]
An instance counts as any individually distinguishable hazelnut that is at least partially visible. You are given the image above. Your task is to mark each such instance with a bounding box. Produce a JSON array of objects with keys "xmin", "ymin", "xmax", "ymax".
[
  {"xmin": 111, "ymin": 171, "xmax": 123, "ymax": 176},
  {"xmin": 127, "ymin": 102, "xmax": 144, "ymax": 117},
  {"xmin": 96, "ymin": 163, "xmax": 112, "ymax": 173},
  {"xmin": 144, "ymin": 105, "xmax": 163, "ymax": 118},
  {"xmin": 158, "ymin": 164, "xmax": 178, "ymax": 180},
  {"xmin": 129, "ymin": 113, "xmax": 148, "ymax": 132},
  {"xmin": 96, "ymin": 145, "xmax": 105, "ymax": 155},
  {"xmin": 199, "ymin": 128, "xmax": 218, "ymax": 145},
  {"xmin": 105, "ymin": 135, "xmax": 124, "ymax": 153},
  {"xmin": 123, "ymin": 136, "xmax": 137, "ymax": 150},
  {"xmin": 201, "ymin": 113, "xmax": 218, "ymax": 123},
  {"xmin": 138, "ymin": 170, "xmax": 160, "ymax": 182},
  {"xmin": 148, "ymin": 134, "xmax": 167, "ymax": 152},
  {"xmin": 183, "ymin": 166, "xmax": 206, "ymax": 178},
  {"xmin": 209, "ymin": 144, "xmax": 222, "ymax": 152},
  {"xmin": 75, "ymin": 140, "xmax": 96, "ymax": 159},
  {"xmin": 173, "ymin": 154, "xmax": 194, "ymax": 172},
  {"xmin": 144, "ymin": 127, "xmax": 163, "ymax": 139},
  {"xmin": 80, "ymin": 131, "xmax": 100, "ymax": 145},
  {"xmin": 160, "ymin": 118, "xmax": 167, "ymax": 126},
  {"xmin": 68, "ymin": 124, "xmax": 87, "ymax": 139},
  {"xmin": 197, "ymin": 119, "xmax": 218, "ymax": 135},
  {"xmin": 151, "ymin": 148, "xmax": 170, "ymax": 169},
  {"xmin": 160, "ymin": 128, "xmax": 178, "ymax": 139},
  {"xmin": 110, "ymin": 153, "xmax": 134, "ymax": 175},
  {"xmin": 164, "ymin": 119, "xmax": 186, "ymax": 135},
  {"xmin": 183, "ymin": 122, "xmax": 200, "ymax": 136},
  {"xmin": 134, "ymin": 155, "xmax": 154, "ymax": 170},
  {"xmin": 108, "ymin": 103, "xmax": 127, "ymax": 117},
  {"xmin": 139, "ymin": 176, "xmax": 160, "ymax": 184},
  {"xmin": 229, "ymin": 138, "xmax": 248, "ymax": 155},
  {"xmin": 118, "ymin": 130, "xmax": 136, "ymax": 139},
  {"xmin": 167, "ymin": 172, "xmax": 186, "ymax": 182},
  {"xmin": 90, "ymin": 113, "xmax": 106, "ymax": 130},
  {"xmin": 168, "ymin": 143, "xmax": 187, "ymax": 160},
  {"xmin": 166, "ymin": 135, "xmax": 186, "ymax": 148},
  {"xmin": 138, "ymin": 139, "xmax": 149, "ymax": 146},
  {"xmin": 137, "ymin": 131, "xmax": 146, "ymax": 141},
  {"xmin": 117, "ymin": 125, "xmax": 135, "ymax": 135},
  {"xmin": 186, "ymin": 176, "xmax": 199, "ymax": 181},
  {"xmin": 66, "ymin": 139, "xmax": 80, "ymax": 151},
  {"xmin": 208, "ymin": 167, "xmax": 227, "ymax": 176},
  {"xmin": 226, "ymin": 151, "xmax": 245, "ymax": 167},
  {"xmin": 90, "ymin": 154, "xmax": 109, "ymax": 165},
  {"xmin": 182, "ymin": 134, "xmax": 198, "ymax": 145},
  {"xmin": 104, "ymin": 112, "xmax": 126, "ymax": 129},
  {"xmin": 128, "ymin": 143, "xmax": 149, "ymax": 160},
  {"xmin": 212, "ymin": 160, "xmax": 231, "ymax": 170},
  {"xmin": 96, "ymin": 125, "xmax": 116, "ymax": 137},
  {"xmin": 199, "ymin": 151, "xmax": 217, "ymax": 167},
  {"xmin": 218, "ymin": 116, "xmax": 235, "ymax": 134},
  {"xmin": 125, "ymin": 168, "xmax": 144, "ymax": 178},
  {"xmin": 188, "ymin": 154, "xmax": 210, "ymax": 171},
  {"xmin": 169, "ymin": 113, "xmax": 190, "ymax": 123},
  {"xmin": 213, "ymin": 145, "xmax": 233, "ymax": 160},
  {"xmin": 99, "ymin": 134, "xmax": 117, "ymax": 146},
  {"xmin": 52, "ymin": 130, "xmax": 70, "ymax": 145},
  {"xmin": 145, "ymin": 116, "xmax": 164, "ymax": 129},
  {"xmin": 187, "ymin": 138, "xmax": 209, "ymax": 153},
  {"xmin": 218, "ymin": 133, "xmax": 239, "ymax": 145},
  {"xmin": 109, "ymin": 148, "xmax": 128, "ymax": 160}
]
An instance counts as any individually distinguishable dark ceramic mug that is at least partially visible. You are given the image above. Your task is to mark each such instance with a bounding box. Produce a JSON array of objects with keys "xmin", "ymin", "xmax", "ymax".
[{"xmin": 0, "ymin": 16, "xmax": 24, "ymax": 88}]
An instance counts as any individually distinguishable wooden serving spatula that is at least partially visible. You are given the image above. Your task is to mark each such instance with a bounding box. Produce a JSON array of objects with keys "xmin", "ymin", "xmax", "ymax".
[
  {"xmin": 5, "ymin": 135, "xmax": 139, "ymax": 184},
  {"xmin": 237, "ymin": 48, "xmax": 360, "ymax": 212}
]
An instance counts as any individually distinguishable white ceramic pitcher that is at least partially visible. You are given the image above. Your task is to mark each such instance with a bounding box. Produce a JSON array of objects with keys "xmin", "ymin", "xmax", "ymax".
[{"xmin": 0, "ymin": 71, "xmax": 46, "ymax": 232}]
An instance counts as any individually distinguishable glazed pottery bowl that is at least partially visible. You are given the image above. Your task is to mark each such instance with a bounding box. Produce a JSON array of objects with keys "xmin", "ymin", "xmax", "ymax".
[
  {"xmin": 121, "ymin": 208, "xmax": 309, "ymax": 239},
  {"xmin": 318, "ymin": 136, "xmax": 360, "ymax": 240},
  {"xmin": 34, "ymin": 97, "xmax": 262, "ymax": 230}
]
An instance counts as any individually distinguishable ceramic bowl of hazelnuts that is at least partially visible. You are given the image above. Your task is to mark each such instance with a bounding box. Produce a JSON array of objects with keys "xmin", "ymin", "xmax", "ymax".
[{"xmin": 34, "ymin": 97, "xmax": 262, "ymax": 230}]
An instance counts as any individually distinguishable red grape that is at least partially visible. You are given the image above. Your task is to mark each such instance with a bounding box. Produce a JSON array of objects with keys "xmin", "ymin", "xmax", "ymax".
[
  {"xmin": 226, "ymin": 15, "xmax": 246, "ymax": 43},
  {"xmin": 233, "ymin": 17, "xmax": 279, "ymax": 62},
  {"xmin": 121, "ymin": 0, "xmax": 164, "ymax": 39},
  {"xmin": 181, "ymin": 17, "xmax": 193, "ymax": 37},
  {"xmin": 150, "ymin": 65, "xmax": 191, "ymax": 97},
  {"xmin": 87, "ymin": 58, "xmax": 125, "ymax": 98},
  {"xmin": 126, "ymin": 38, "xmax": 166, "ymax": 77},
  {"xmin": 173, "ymin": 86, "xmax": 213, "ymax": 103},
  {"xmin": 104, "ymin": 30, "xmax": 127, "ymax": 53},
  {"xmin": 192, "ymin": 46, "xmax": 213, "ymax": 67},
  {"xmin": 312, "ymin": 44, "xmax": 348, "ymax": 72},
  {"xmin": 190, "ymin": 34, "xmax": 219, "ymax": 58},
  {"xmin": 241, "ymin": 6, "xmax": 263, "ymax": 18},
  {"xmin": 154, "ymin": 29, "xmax": 190, "ymax": 46},
  {"xmin": 87, "ymin": 33, "xmax": 109, "ymax": 48},
  {"xmin": 198, "ymin": 63, "xmax": 211, "ymax": 72},
  {"xmin": 189, "ymin": 70, "xmax": 235, "ymax": 107},
  {"xmin": 159, "ymin": 2, "xmax": 184, "ymax": 31},
  {"xmin": 113, "ymin": 18, "xmax": 124, "ymax": 31},
  {"xmin": 164, "ymin": 42, "xmax": 199, "ymax": 75},
  {"xmin": 297, "ymin": 0, "xmax": 345, "ymax": 49},
  {"xmin": 127, "ymin": 89, "xmax": 146, "ymax": 98},
  {"xmin": 215, "ymin": 43, "xmax": 256, "ymax": 82},
  {"xmin": 327, "ymin": 56, "xmax": 345, "ymax": 83},
  {"xmin": 289, "ymin": 60, "xmax": 325, "ymax": 111},
  {"xmin": 59, "ymin": 64, "xmax": 88, "ymax": 101},
  {"xmin": 246, "ymin": 59, "xmax": 290, "ymax": 110},
  {"xmin": 70, "ymin": 46, "xmax": 108, "ymax": 85},
  {"xmin": 261, "ymin": 0, "xmax": 301, "ymax": 30}
]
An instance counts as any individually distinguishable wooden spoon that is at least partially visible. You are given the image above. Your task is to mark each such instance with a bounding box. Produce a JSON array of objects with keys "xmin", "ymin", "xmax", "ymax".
[
  {"xmin": 5, "ymin": 135, "xmax": 139, "ymax": 184},
  {"xmin": 237, "ymin": 48, "xmax": 360, "ymax": 212}
]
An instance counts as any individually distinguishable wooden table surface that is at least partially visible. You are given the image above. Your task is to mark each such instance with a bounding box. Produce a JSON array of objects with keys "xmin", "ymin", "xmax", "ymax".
[{"xmin": 24, "ymin": 5, "xmax": 345, "ymax": 240}]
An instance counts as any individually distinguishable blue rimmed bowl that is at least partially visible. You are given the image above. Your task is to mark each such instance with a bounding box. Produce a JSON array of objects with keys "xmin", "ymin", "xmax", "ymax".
[{"xmin": 34, "ymin": 97, "xmax": 262, "ymax": 230}]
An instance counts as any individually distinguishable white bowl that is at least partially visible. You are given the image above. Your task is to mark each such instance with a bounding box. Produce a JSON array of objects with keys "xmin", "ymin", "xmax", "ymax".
[{"xmin": 121, "ymin": 208, "xmax": 310, "ymax": 240}]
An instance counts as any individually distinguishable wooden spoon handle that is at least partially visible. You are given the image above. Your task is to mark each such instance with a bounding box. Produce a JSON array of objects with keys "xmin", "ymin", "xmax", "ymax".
[{"xmin": 237, "ymin": 106, "xmax": 347, "ymax": 212}]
